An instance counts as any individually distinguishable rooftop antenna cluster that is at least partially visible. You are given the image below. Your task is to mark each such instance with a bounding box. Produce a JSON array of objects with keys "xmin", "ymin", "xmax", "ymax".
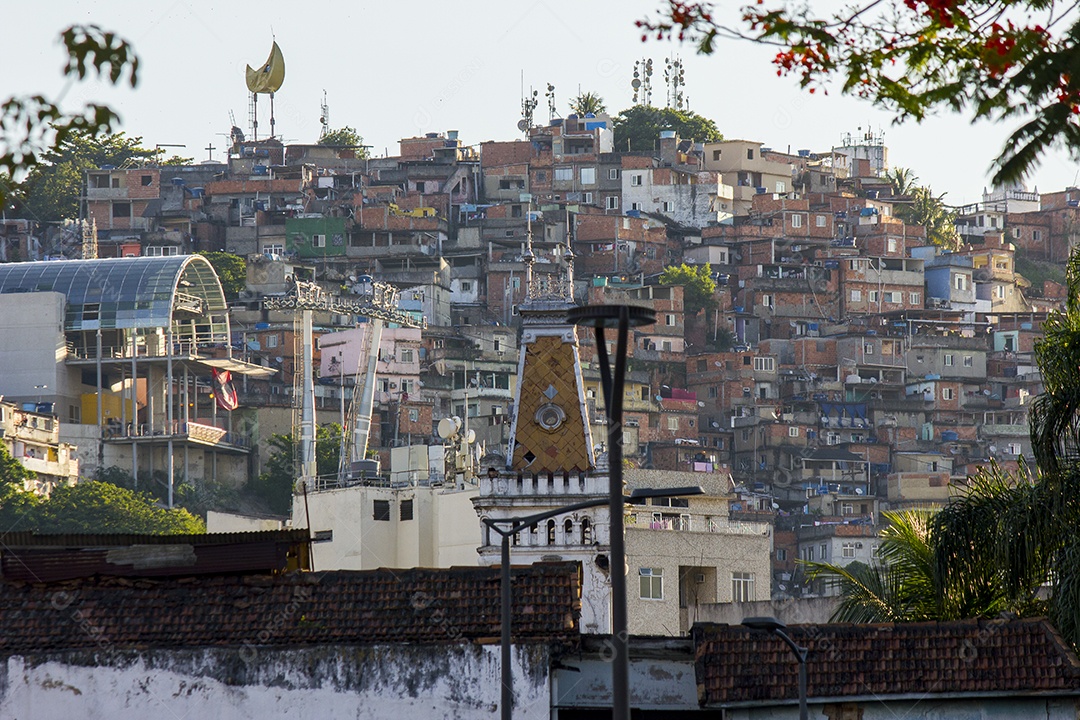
[
  {"xmin": 519, "ymin": 81, "xmax": 539, "ymax": 136},
  {"xmin": 632, "ymin": 58, "xmax": 654, "ymax": 105},
  {"xmin": 319, "ymin": 90, "xmax": 330, "ymax": 140},
  {"xmin": 545, "ymin": 83, "xmax": 558, "ymax": 122},
  {"xmin": 664, "ymin": 55, "xmax": 687, "ymax": 110}
]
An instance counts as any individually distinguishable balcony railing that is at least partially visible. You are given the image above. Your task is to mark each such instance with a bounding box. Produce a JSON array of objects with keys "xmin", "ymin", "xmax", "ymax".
[{"xmin": 103, "ymin": 420, "xmax": 250, "ymax": 449}]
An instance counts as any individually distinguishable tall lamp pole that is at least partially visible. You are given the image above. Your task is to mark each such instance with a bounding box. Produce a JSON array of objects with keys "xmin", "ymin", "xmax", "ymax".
[
  {"xmin": 743, "ymin": 616, "xmax": 809, "ymax": 720},
  {"xmin": 483, "ymin": 484, "xmax": 701, "ymax": 720},
  {"xmin": 568, "ymin": 303, "xmax": 656, "ymax": 720}
]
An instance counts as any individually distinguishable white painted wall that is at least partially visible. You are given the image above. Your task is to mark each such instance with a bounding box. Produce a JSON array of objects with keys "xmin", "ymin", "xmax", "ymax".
[{"xmin": 0, "ymin": 644, "xmax": 552, "ymax": 720}]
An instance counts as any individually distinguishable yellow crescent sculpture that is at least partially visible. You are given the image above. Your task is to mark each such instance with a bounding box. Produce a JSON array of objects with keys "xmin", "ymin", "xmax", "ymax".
[{"xmin": 246, "ymin": 41, "xmax": 285, "ymax": 95}]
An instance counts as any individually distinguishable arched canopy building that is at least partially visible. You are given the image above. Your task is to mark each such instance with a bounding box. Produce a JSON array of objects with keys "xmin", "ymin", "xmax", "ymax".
[{"xmin": 0, "ymin": 256, "xmax": 272, "ymax": 501}]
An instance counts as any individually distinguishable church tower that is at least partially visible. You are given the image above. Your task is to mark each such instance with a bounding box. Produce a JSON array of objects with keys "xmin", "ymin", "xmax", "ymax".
[{"xmin": 473, "ymin": 215, "xmax": 614, "ymax": 633}]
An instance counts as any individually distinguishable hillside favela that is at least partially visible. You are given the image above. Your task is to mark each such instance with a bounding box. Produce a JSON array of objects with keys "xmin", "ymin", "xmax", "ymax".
[{"xmin": 6, "ymin": 19, "xmax": 1080, "ymax": 719}]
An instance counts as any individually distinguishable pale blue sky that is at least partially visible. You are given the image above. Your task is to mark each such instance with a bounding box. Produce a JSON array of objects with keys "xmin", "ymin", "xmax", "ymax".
[{"xmin": 6, "ymin": 1, "xmax": 1078, "ymax": 203}]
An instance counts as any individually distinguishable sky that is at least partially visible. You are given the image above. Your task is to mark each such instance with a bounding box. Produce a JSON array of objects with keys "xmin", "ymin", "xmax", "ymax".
[{"xmin": 6, "ymin": 0, "xmax": 1080, "ymax": 205}]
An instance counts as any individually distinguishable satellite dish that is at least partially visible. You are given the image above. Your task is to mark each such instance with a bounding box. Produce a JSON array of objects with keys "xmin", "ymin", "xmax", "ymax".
[
  {"xmin": 711, "ymin": 422, "xmax": 720, "ymax": 428},
  {"xmin": 698, "ymin": 401, "xmax": 706, "ymax": 407},
  {"xmin": 466, "ymin": 429, "xmax": 476, "ymax": 444},
  {"xmin": 517, "ymin": 119, "xmax": 529, "ymax": 131},
  {"xmin": 714, "ymin": 361, "xmax": 723, "ymax": 367},
  {"xmin": 631, "ymin": 79, "xmax": 641, "ymax": 89},
  {"xmin": 855, "ymin": 488, "xmax": 864, "ymax": 495},
  {"xmin": 438, "ymin": 417, "xmax": 460, "ymax": 439}
]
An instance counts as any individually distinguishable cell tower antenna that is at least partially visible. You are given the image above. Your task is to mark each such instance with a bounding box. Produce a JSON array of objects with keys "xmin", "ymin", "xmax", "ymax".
[{"xmin": 319, "ymin": 90, "xmax": 330, "ymax": 139}]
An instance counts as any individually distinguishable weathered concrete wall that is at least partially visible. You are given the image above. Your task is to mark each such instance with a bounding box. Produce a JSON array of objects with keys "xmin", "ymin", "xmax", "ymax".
[
  {"xmin": 692, "ymin": 597, "xmax": 840, "ymax": 626},
  {"xmin": 0, "ymin": 643, "xmax": 553, "ymax": 720}
]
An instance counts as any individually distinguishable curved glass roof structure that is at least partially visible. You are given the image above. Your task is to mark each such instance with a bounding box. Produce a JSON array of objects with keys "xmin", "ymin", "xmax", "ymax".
[{"xmin": 0, "ymin": 256, "xmax": 228, "ymax": 332}]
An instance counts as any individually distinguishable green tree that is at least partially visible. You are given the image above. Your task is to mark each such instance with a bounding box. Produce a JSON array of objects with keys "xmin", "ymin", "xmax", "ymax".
[
  {"xmin": 895, "ymin": 186, "xmax": 962, "ymax": 251},
  {"xmin": 1, "ymin": 25, "xmax": 139, "ymax": 208},
  {"xmin": 885, "ymin": 167, "xmax": 919, "ymax": 197},
  {"xmin": 612, "ymin": 105, "xmax": 722, "ymax": 152},
  {"xmin": 568, "ymin": 91, "xmax": 607, "ymax": 116},
  {"xmin": 19, "ymin": 132, "xmax": 169, "ymax": 222},
  {"xmin": 639, "ymin": 1, "xmax": 1080, "ymax": 185},
  {"xmin": 250, "ymin": 423, "xmax": 343, "ymax": 515},
  {"xmin": 806, "ymin": 509, "xmax": 1015, "ymax": 623},
  {"xmin": 659, "ymin": 262, "xmax": 717, "ymax": 315},
  {"xmin": 35, "ymin": 481, "xmax": 204, "ymax": 534},
  {"xmin": 198, "ymin": 251, "xmax": 247, "ymax": 299},
  {"xmin": 318, "ymin": 126, "xmax": 369, "ymax": 157}
]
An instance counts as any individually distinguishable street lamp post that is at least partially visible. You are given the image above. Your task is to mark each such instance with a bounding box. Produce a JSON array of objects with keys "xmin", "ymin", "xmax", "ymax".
[
  {"xmin": 568, "ymin": 303, "xmax": 656, "ymax": 720},
  {"xmin": 742, "ymin": 616, "xmax": 809, "ymax": 720},
  {"xmin": 483, "ymin": 484, "xmax": 701, "ymax": 720}
]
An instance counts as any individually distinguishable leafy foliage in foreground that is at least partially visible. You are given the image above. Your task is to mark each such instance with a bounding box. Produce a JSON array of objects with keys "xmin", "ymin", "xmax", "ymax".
[{"xmin": 639, "ymin": 0, "xmax": 1080, "ymax": 185}]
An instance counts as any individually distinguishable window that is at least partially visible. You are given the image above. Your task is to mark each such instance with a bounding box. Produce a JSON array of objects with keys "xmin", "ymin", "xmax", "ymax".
[
  {"xmin": 747, "ymin": 148, "xmax": 755, "ymax": 160},
  {"xmin": 145, "ymin": 246, "xmax": 179, "ymax": 257},
  {"xmin": 580, "ymin": 167, "xmax": 596, "ymax": 185},
  {"xmin": 267, "ymin": 334, "xmax": 279, "ymax": 349},
  {"xmin": 713, "ymin": 149, "xmax": 722, "ymax": 161},
  {"xmin": 608, "ymin": 168, "xmax": 620, "ymax": 180},
  {"xmin": 944, "ymin": 354, "xmax": 954, "ymax": 367},
  {"xmin": 816, "ymin": 214, "xmax": 827, "ymax": 227},
  {"xmin": 313, "ymin": 234, "xmax": 326, "ymax": 248},
  {"xmin": 112, "ymin": 201, "xmax": 131, "ymax": 218},
  {"xmin": 995, "ymin": 285, "xmax": 1006, "ymax": 299},
  {"xmin": 954, "ymin": 274, "xmax": 968, "ymax": 291},
  {"xmin": 850, "ymin": 289, "xmax": 862, "ymax": 302},
  {"xmin": 820, "ymin": 543, "xmax": 828, "ymax": 560},
  {"xmin": 864, "ymin": 343, "xmax": 875, "ymax": 354},
  {"xmin": 554, "ymin": 166, "xmax": 573, "ymax": 181},
  {"xmin": 666, "ymin": 314, "xmax": 676, "ymax": 326},
  {"xmin": 639, "ymin": 568, "xmax": 663, "ymax": 600},
  {"xmin": 910, "ymin": 292, "xmax": 920, "ymax": 305},
  {"xmin": 263, "ymin": 243, "xmax": 284, "ymax": 255},
  {"xmin": 761, "ymin": 294, "xmax": 773, "ymax": 308},
  {"xmin": 667, "ymin": 417, "xmax": 679, "ymax": 431},
  {"xmin": 753, "ymin": 357, "xmax": 775, "ymax": 372},
  {"xmin": 775, "ymin": 548, "xmax": 787, "ymax": 561},
  {"xmin": 842, "ymin": 543, "xmax": 856, "ymax": 559},
  {"xmin": 630, "ymin": 202, "xmax": 642, "ymax": 211},
  {"xmin": 841, "ymin": 503, "xmax": 854, "ymax": 516},
  {"xmin": 408, "ymin": 408, "xmax": 419, "ymax": 423},
  {"xmin": 963, "ymin": 355, "xmax": 973, "ymax": 367},
  {"xmin": 373, "ymin": 500, "xmax": 391, "ymax": 521},
  {"xmin": 732, "ymin": 572, "xmax": 755, "ymax": 602},
  {"xmin": 791, "ymin": 214, "xmax": 803, "ymax": 228},
  {"xmin": 400, "ymin": 499, "xmax": 414, "ymax": 521},
  {"xmin": 1008, "ymin": 442, "xmax": 1022, "ymax": 455},
  {"xmin": 789, "ymin": 426, "xmax": 800, "ymax": 437},
  {"xmin": 631, "ymin": 174, "xmax": 643, "ymax": 187},
  {"xmin": 1033, "ymin": 229, "xmax": 1043, "ymax": 242},
  {"xmin": 583, "ymin": 192, "xmax": 594, "ymax": 204},
  {"xmin": 662, "ymin": 201, "xmax": 674, "ymax": 213},
  {"xmin": 606, "ymin": 196, "xmax": 619, "ymax": 210},
  {"xmin": 869, "ymin": 290, "xmax": 879, "ymax": 303},
  {"xmin": 827, "ymin": 432, "xmax": 840, "ymax": 445},
  {"xmin": 942, "ymin": 387, "xmax": 955, "ymax": 400},
  {"xmin": 887, "ymin": 238, "xmax": 897, "ymax": 252},
  {"xmin": 804, "ymin": 546, "xmax": 815, "ymax": 561},
  {"xmin": 140, "ymin": 175, "xmax": 153, "ymax": 186},
  {"xmin": 887, "ymin": 291, "xmax": 902, "ymax": 303}
]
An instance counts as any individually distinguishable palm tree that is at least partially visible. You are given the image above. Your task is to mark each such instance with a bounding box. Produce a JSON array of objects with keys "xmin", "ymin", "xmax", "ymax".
[
  {"xmin": 885, "ymin": 167, "xmax": 918, "ymax": 197},
  {"xmin": 932, "ymin": 249, "xmax": 1080, "ymax": 647},
  {"xmin": 804, "ymin": 510, "xmax": 1011, "ymax": 623},
  {"xmin": 568, "ymin": 91, "xmax": 606, "ymax": 116},
  {"xmin": 895, "ymin": 186, "xmax": 961, "ymax": 251}
]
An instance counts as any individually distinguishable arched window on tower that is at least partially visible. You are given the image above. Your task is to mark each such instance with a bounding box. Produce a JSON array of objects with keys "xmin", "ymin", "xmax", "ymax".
[
  {"xmin": 564, "ymin": 518, "xmax": 574, "ymax": 543},
  {"xmin": 581, "ymin": 517, "xmax": 592, "ymax": 544},
  {"xmin": 547, "ymin": 519, "xmax": 556, "ymax": 545}
]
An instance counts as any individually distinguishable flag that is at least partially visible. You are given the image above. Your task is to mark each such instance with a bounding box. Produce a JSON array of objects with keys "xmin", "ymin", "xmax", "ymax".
[{"xmin": 213, "ymin": 368, "xmax": 239, "ymax": 411}]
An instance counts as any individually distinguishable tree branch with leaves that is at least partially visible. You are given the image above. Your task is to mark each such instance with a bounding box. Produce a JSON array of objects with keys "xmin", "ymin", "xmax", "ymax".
[{"xmin": 638, "ymin": 0, "xmax": 1080, "ymax": 185}]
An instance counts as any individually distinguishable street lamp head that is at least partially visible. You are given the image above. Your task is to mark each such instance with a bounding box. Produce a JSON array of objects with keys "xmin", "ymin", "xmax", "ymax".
[
  {"xmin": 742, "ymin": 616, "xmax": 787, "ymax": 633},
  {"xmin": 628, "ymin": 486, "xmax": 705, "ymax": 500},
  {"xmin": 567, "ymin": 304, "xmax": 656, "ymax": 329}
]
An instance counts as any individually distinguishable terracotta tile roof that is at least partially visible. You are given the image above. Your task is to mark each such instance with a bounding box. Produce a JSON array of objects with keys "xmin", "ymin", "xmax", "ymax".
[
  {"xmin": 694, "ymin": 618, "xmax": 1080, "ymax": 706},
  {"xmin": 0, "ymin": 563, "xmax": 580, "ymax": 655}
]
